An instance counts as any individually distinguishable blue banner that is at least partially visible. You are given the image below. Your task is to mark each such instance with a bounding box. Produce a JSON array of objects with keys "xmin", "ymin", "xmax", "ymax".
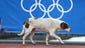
[{"xmin": 0, "ymin": 0, "xmax": 85, "ymax": 34}]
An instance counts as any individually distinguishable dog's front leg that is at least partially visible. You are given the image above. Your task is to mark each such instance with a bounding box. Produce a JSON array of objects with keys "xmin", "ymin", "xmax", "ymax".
[
  {"xmin": 46, "ymin": 33, "xmax": 50, "ymax": 45},
  {"xmin": 49, "ymin": 32, "xmax": 64, "ymax": 44},
  {"xmin": 29, "ymin": 28, "xmax": 36, "ymax": 44}
]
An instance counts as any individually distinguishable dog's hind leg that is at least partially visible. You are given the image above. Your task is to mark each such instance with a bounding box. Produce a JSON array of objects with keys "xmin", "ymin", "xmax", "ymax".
[
  {"xmin": 29, "ymin": 28, "xmax": 36, "ymax": 44},
  {"xmin": 22, "ymin": 26, "xmax": 34, "ymax": 45}
]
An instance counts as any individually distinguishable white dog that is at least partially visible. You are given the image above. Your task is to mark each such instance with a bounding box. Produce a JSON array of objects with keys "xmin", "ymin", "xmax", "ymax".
[{"xmin": 18, "ymin": 18, "xmax": 71, "ymax": 45}]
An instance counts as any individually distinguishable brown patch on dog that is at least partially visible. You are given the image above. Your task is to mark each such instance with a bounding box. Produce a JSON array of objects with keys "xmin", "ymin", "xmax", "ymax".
[
  {"xmin": 60, "ymin": 22, "xmax": 68, "ymax": 29},
  {"xmin": 25, "ymin": 19, "xmax": 30, "ymax": 28},
  {"xmin": 32, "ymin": 28, "xmax": 36, "ymax": 32},
  {"xmin": 25, "ymin": 23, "xmax": 29, "ymax": 28},
  {"xmin": 29, "ymin": 28, "xmax": 36, "ymax": 36}
]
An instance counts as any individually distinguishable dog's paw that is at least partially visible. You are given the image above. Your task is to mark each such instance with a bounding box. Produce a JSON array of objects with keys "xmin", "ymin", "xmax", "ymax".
[
  {"xmin": 61, "ymin": 41, "xmax": 64, "ymax": 44},
  {"xmin": 33, "ymin": 43, "xmax": 36, "ymax": 45},
  {"xmin": 46, "ymin": 44, "xmax": 50, "ymax": 46},
  {"xmin": 22, "ymin": 42, "xmax": 26, "ymax": 45},
  {"xmin": 32, "ymin": 42, "xmax": 36, "ymax": 45}
]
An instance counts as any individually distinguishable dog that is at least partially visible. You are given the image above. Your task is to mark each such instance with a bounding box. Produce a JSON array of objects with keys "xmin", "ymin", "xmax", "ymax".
[{"xmin": 18, "ymin": 18, "xmax": 71, "ymax": 45}]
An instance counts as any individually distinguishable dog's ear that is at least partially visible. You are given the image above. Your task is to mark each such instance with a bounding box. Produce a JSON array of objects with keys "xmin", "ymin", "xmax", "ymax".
[{"xmin": 60, "ymin": 22, "xmax": 68, "ymax": 29}]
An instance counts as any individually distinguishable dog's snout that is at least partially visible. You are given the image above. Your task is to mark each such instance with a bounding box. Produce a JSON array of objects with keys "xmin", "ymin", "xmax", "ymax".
[{"xmin": 65, "ymin": 28, "xmax": 71, "ymax": 32}]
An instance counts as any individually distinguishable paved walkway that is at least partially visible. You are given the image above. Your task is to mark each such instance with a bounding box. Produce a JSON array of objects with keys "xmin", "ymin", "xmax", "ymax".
[{"xmin": 0, "ymin": 43, "xmax": 85, "ymax": 48}]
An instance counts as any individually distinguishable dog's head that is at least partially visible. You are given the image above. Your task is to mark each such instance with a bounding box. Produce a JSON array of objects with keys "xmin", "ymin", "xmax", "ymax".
[{"xmin": 60, "ymin": 22, "xmax": 71, "ymax": 32}]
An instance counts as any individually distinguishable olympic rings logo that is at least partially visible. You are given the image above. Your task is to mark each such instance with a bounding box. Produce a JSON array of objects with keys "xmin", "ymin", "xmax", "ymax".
[{"xmin": 21, "ymin": 0, "xmax": 73, "ymax": 19}]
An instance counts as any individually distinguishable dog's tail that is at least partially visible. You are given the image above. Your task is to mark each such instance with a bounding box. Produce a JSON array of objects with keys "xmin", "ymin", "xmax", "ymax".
[
  {"xmin": 18, "ymin": 19, "xmax": 30, "ymax": 36},
  {"xmin": 17, "ymin": 25, "xmax": 25, "ymax": 36}
]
